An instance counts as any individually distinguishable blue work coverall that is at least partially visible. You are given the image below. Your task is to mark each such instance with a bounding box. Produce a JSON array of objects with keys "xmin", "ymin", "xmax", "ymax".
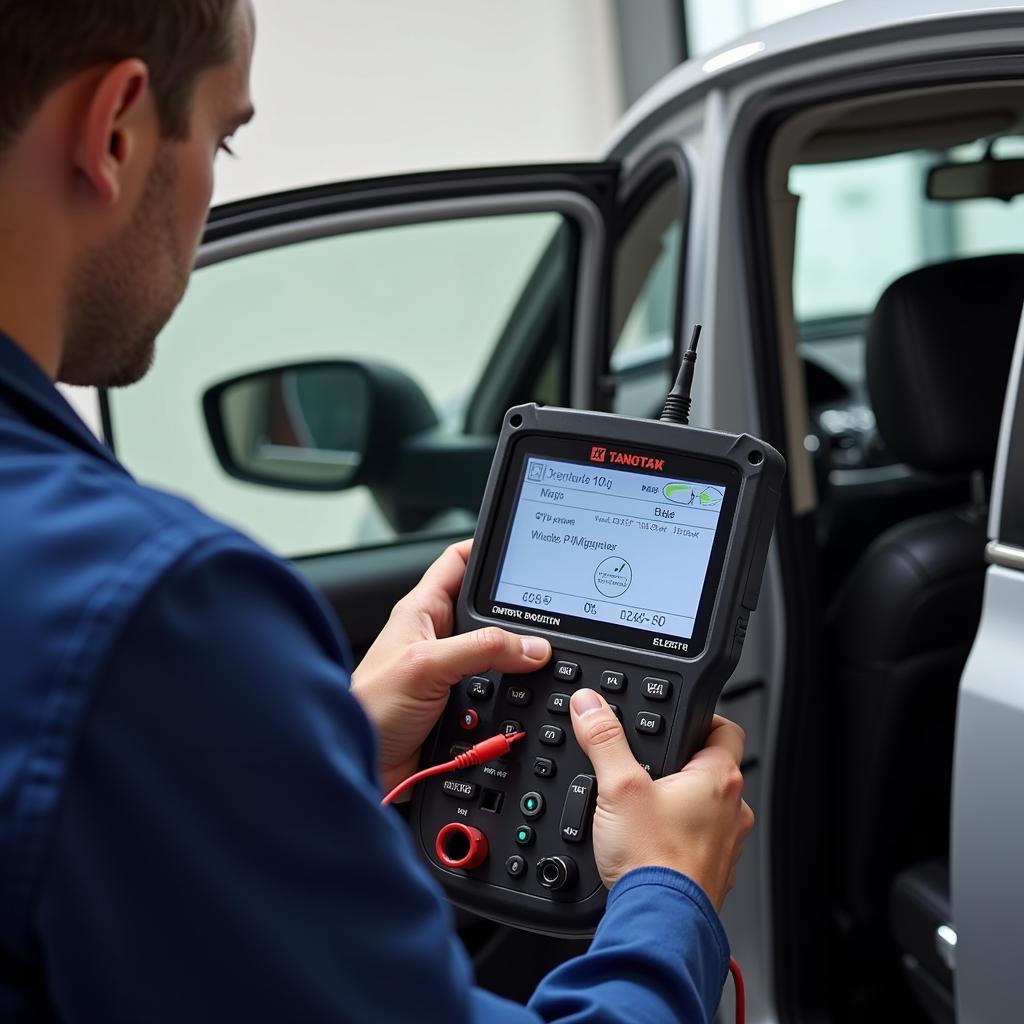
[{"xmin": 0, "ymin": 333, "xmax": 730, "ymax": 1021}]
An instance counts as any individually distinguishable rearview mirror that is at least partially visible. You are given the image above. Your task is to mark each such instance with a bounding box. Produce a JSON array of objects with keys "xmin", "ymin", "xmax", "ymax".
[
  {"xmin": 203, "ymin": 362, "xmax": 376, "ymax": 491},
  {"xmin": 927, "ymin": 156, "xmax": 1024, "ymax": 202}
]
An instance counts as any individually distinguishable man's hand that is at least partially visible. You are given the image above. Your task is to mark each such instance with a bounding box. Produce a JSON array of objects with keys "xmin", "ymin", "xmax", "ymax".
[
  {"xmin": 570, "ymin": 688, "xmax": 753, "ymax": 911},
  {"xmin": 351, "ymin": 541, "xmax": 551, "ymax": 793}
]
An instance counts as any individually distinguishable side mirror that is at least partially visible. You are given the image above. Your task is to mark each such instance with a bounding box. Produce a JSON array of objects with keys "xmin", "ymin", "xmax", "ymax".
[
  {"xmin": 927, "ymin": 156, "xmax": 1024, "ymax": 202},
  {"xmin": 203, "ymin": 360, "xmax": 437, "ymax": 492},
  {"xmin": 204, "ymin": 358, "xmax": 496, "ymax": 533}
]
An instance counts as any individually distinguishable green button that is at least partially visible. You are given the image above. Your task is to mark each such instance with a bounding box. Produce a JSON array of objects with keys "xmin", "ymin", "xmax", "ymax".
[
  {"xmin": 515, "ymin": 824, "xmax": 535, "ymax": 847},
  {"xmin": 520, "ymin": 791, "xmax": 544, "ymax": 819}
]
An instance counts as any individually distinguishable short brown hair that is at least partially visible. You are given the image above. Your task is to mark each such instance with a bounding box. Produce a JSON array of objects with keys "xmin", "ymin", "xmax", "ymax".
[{"xmin": 0, "ymin": 0, "xmax": 238, "ymax": 155}]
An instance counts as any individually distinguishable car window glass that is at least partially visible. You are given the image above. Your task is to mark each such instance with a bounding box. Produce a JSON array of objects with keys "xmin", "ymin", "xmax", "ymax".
[
  {"xmin": 108, "ymin": 212, "xmax": 574, "ymax": 558},
  {"xmin": 791, "ymin": 138, "xmax": 1024, "ymax": 326}
]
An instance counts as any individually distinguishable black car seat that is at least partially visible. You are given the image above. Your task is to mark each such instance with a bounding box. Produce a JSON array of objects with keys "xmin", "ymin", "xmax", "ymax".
[{"xmin": 824, "ymin": 254, "xmax": 1024, "ymax": 1015}]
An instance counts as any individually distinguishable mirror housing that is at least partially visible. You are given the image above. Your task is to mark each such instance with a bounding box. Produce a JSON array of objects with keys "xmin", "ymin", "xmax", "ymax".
[
  {"xmin": 203, "ymin": 360, "xmax": 438, "ymax": 493},
  {"xmin": 927, "ymin": 156, "xmax": 1024, "ymax": 202},
  {"xmin": 203, "ymin": 358, "xmax": 497, "ymax": 533}
]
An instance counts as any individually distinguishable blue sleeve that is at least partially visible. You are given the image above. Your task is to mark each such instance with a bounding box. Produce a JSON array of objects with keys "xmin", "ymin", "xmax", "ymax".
[{"xmin": 34, "ymin": 533, "xmax": 727, "ymax": 1023}]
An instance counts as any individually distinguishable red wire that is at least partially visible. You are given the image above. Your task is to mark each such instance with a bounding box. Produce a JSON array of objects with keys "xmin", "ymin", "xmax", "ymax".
[
  {"xmin": 381, "ymin": 731, "xmax": 526, "ymax": 806},
  {"xmin": 728, "ymin": 956, "xmax": 745, "ymax": 1024},
  {"xmin": 382, "ymin": 733, "xmax": 745, "ymax": 1024}
]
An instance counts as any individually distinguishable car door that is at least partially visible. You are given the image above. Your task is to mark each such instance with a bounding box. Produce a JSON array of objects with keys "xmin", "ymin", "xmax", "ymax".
[
  {"xmin": 102, "ymin": 156, "xmax": 692, "ymax": 667},
  {"xmin": 951, "ymin": 312, "xmax": 1024, "ymax": 1024}
]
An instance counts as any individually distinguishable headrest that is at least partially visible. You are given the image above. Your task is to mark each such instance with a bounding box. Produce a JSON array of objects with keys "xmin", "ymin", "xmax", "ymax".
[{"xmin": 866, "ymin": 254, "xmax": 1024, "ymax": 474}]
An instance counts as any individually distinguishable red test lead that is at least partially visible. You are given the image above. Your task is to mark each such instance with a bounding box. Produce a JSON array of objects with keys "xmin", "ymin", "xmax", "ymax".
[
  {"xmin": 382, "ymin": 731, "xmax": 526, "ymax": 806},
  {"xmin": 728, "ymin": 956, "xmax": 745, "ymax": 1024}
]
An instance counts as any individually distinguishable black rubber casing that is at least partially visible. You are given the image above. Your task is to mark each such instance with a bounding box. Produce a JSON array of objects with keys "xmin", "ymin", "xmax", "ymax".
[{"xmin": 412, "ymin": 404, "xmax": 785, "ymax": 935}]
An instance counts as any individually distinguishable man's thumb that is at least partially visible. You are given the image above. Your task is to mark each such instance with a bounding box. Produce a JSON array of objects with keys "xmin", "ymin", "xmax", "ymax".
[{"xmin": 570, "ymin": 689, "xmax": 646, "ymax": 793}]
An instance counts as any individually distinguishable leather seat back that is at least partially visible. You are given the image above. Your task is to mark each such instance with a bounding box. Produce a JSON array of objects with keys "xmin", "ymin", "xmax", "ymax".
[{"xmin": 826, "ymin": 254, "xmax": 1023, "ymax": 993}]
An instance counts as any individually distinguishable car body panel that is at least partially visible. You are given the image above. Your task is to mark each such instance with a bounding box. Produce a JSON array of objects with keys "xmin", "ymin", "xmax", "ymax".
[{"xmin": 951, "ymin": 313, "xmax": 1024, "ymax": 1024}]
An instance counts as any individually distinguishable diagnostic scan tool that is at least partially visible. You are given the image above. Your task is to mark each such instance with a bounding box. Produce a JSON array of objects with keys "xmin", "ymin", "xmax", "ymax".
[{"xmin": 410, "ymin": 329, "xmax": 785, "ymax": 934}]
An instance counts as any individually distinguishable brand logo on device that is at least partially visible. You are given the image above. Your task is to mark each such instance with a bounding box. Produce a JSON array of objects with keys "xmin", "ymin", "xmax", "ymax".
[
  {"xmin": 589, "ymin": 445, "xmax": 665, "ymax": 471},
  {"xmin": 609, "ymin": 450, "xmax": 665, "ymax": 471}
]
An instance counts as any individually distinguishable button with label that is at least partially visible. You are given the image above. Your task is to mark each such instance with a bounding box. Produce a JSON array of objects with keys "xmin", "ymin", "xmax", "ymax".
[
  {"xmin": 601, "ymin": 670, "xmax": 626, "ymax": 693},
  {"xmin": 505, "ymin": 855, "xmax": 527, "ymax": 878},
  {"xmin": 460, "ymin": 709, "xmax": 479, "ymax": 731},
  {"xmin": 514, "ymin": 824, "xmax": 535, "ymax": 847},
  {"xmin": 642, "ymin": 677, "xmax": 672, "ymax": 701},
  {"xmin": 499, "ymin": 719, "xmax": 523, "ymax": 736},
  {"xmin": 533, "ymin": 756, "xmax": 556, "ymax": 778},
  {"xmin": 539, "ymin": 724, "xmax": 565, "ymax": 747},
  {"xmin": 547, "ymin": 692, "xmax": 570, "ymax": 715},
  {"xmin": 635, "ymin": 711, "xmax": 664, "ymax": 735},
  {"xmin": 520, "ymin": 791, "xmax": 545, "ymax": 818},
  {"xmin": 506, "ymin": 685, "xmax": 532, "ymax": 707},
  {"xmin": 441, "ymin": 779, "xmax": 478, "ymax": 800},
  {"xmin": 559, "ymin": 774, "xmax": 595, "ymax": 843},
  {"xmin": 554, "ymin": 661, "xmax": 579, "ymax": 682},
  {"xmin": 467, "ymin": 676, "xmax": 493, "ymax": 700}
]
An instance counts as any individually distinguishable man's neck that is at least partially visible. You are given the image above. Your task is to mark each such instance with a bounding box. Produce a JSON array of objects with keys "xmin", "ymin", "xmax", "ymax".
[
  {"xmin": 0, "ymin": 286, "xmax": 64, "ymax": 381},
  {"xmin": 0, "ymin": 175, "xmax": 70, "ymax": 381}
]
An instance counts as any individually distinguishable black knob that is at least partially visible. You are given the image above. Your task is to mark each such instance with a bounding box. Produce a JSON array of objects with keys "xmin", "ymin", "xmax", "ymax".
[{"xmin": 536, "ymin": 855, "xmax": 578, "ymax": 892}]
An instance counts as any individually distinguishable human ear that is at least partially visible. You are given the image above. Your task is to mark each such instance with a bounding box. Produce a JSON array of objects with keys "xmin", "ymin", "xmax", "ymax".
[{"xmin": 73, "ymin": 59, "xmax": 152, "ymax": 207}]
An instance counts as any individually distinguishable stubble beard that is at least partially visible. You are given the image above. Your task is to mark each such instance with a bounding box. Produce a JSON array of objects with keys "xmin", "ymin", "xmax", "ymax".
[{"xmin": 59, "ymin": 156, "xmax": 190, "ymax": 389}]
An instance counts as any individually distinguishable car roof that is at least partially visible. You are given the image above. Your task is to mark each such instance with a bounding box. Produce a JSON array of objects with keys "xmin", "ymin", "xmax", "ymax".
[{"xmin": 606, "ymin": 0, "xmax": 1024, "ymax": 157}]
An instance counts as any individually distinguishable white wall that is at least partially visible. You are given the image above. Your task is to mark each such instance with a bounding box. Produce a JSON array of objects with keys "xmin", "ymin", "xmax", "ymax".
[
  {"xmin": 687, "ymin": 0, "xmax": 842, "ymax": 55},
  {"xmin": 214, "ymin": 0, "xmax": 626, "ymax": 205}
]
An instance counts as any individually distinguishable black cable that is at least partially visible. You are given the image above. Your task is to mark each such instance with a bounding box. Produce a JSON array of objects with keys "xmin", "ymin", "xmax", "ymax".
[{"xmin": 659, "ymin": 323, "xmax": 702, "ymax": 426}]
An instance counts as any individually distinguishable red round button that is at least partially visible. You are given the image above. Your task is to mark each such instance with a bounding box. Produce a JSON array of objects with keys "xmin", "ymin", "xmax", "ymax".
[
  {"xmin": 435, "ymin": 822, "xmax": 488, "ymax": 869},
  {"xmin": 459, "ymin": 708, "xmax": 479, "ymax": 731}
]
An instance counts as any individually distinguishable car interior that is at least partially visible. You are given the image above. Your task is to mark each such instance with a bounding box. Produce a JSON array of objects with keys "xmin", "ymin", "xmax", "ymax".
[{"xmin": 766, "ymin": 82, "xmax": 1024, "ymax": 1023}]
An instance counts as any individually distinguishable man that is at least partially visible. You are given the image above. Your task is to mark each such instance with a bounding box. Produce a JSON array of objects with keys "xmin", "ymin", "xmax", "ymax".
[{"xmin": 0, "ymin": 2, "xmax": 754, "ymax": 1020}]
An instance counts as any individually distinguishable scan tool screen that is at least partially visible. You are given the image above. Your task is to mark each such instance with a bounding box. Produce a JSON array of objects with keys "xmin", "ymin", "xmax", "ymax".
[{"xmin": 481, "ymin": 443, "xmax": 738, "ymax": 655}]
